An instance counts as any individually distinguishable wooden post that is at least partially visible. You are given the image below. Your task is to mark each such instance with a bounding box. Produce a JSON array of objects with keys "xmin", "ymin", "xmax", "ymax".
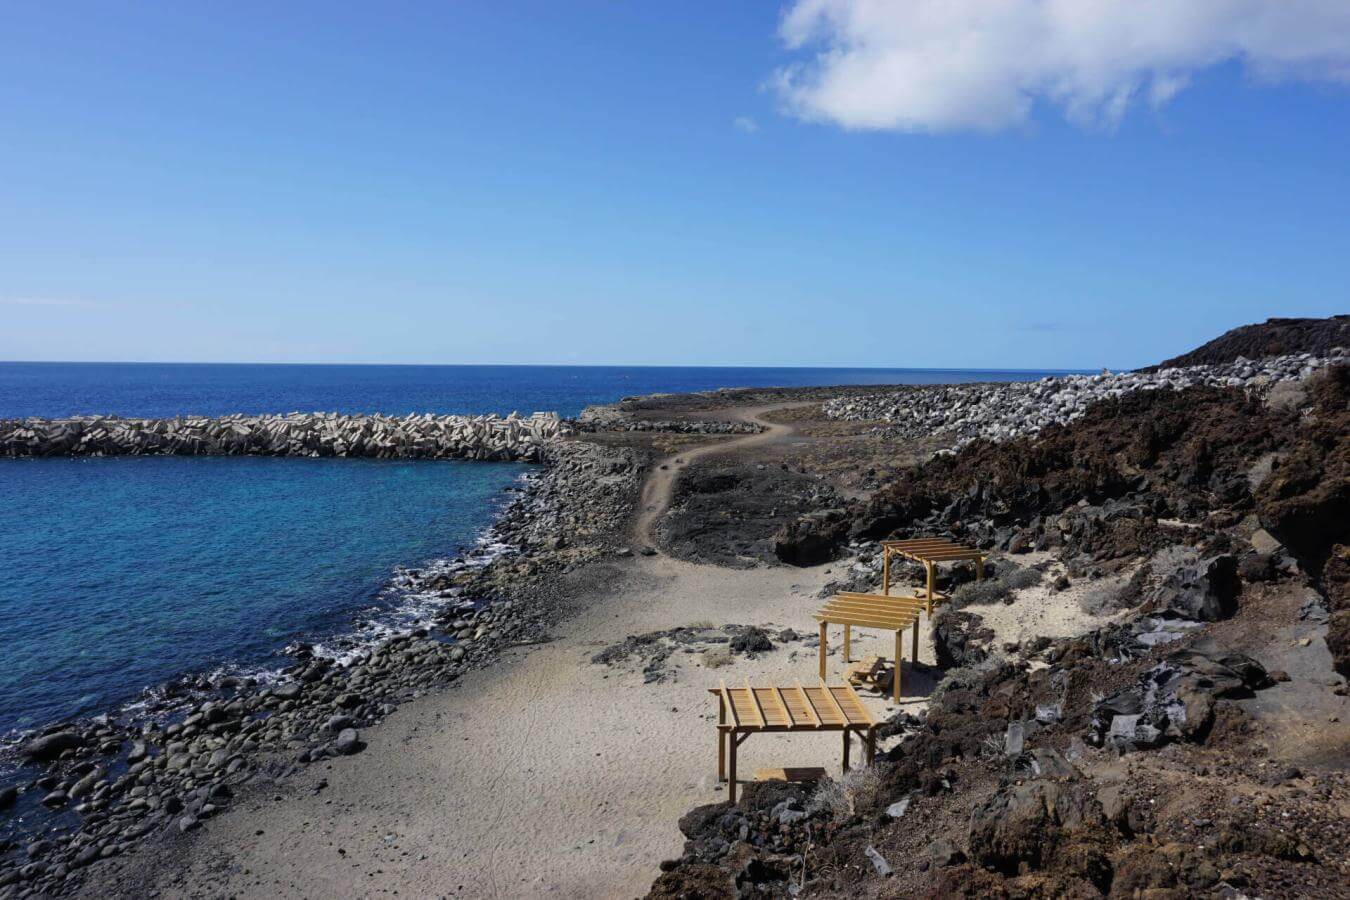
[
  {"xmin": 911, "ymin": 617, "xmax": 919, "ymax": 663},
  {"xmin": 728, "ymin": 731, "xmax": 738, "ymax": 805},
  {"xmin": 843, "ymin": 625, "xmax": 851, "ymax": 664},
  {"xmin": 893, "ymin": 629, "xmax": 903, "ymax": 702},
  {"xmin": 818, "ymin": 621, "xmax": 828, "ymax": 680},
  {"xmin": 976, "ymin": 554, "xmax": 985, "ymax": 582},
  {"xmin": 882, "ymin": 548, "xmax": 891, "ymax": 597},
  {"xmin": 717, "ymin": 696, "xmax": 726, "ymax": 781},
  {"xmin": 842, "ymin": 729, "xmax": 851, "ymax": 773},
  {"xmin": 866, "ymin": 728, "xmax": 877, "ymax": 765},
  {"xmin": 925, "ymin": 562, "xmax": 935, "ymax": 615}
]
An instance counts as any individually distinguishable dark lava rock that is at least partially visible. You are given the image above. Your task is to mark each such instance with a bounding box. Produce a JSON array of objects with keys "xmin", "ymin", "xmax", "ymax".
[
  {"xmin": 1239, "ymin": 552, "xmax": 1277, "ymax": 582},
  {"xmin": 729, "ymin": 627, "xmax": 773, "ymax": 654},
  {"xmin": 0, "ymin": 785, "xmax": 17, "ymax": 809},
  {"xmin": 1321, "ymin": 544, "xmax": 1350, "ymax": 678},
  {"xmin": 1150, "ymin": 554, "xmax": 1239, "ymax": 621},
  {"xmin": 1090, "ymin": 642, "xmax": 1270, "ymax": 750},
  {"xmin": 665, "ymin": 464, "xmax": 843, "ymax": 568},
  {"xmin": 774, "ymin": 510, "xmax": 850, "ymax": 567},
  {"xmin": 22, "ymin": 730, "xmax": 84, "ymax": 762},
  {"xmin": 932, "ymin": 611, "xmax": 993, "ymax": 669},
  {"xmin": 927, "ymin": 837, "xmax": 967, "ymax": 868},
  {"xmin": 968, "ymin": 777, "xmax": 1106, "ymax": 876}
]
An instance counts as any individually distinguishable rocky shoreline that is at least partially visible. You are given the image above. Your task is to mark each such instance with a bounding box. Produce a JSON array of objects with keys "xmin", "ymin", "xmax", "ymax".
[
  {"xmin": 0, "ymin": 436, "xmax": 646, "ymax": 897},
  {"xmin": 0, "ymin": 411, "xmax": 567, "ymax": 462}
]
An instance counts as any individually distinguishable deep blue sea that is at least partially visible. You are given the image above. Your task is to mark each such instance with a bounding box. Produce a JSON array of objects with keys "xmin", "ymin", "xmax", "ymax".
[{"xmin": 0, "ymin": 362, "xmax": 1074, "ymax": 741}]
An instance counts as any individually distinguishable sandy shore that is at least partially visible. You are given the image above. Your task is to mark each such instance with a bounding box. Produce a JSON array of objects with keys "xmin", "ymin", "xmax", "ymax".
[{"xmin": 109, "ymin": 553, "xmax": 919, "ymax": 898}]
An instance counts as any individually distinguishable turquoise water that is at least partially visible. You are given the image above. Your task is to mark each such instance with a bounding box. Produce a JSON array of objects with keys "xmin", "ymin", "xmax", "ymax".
[{"xmin": 0, "ymin": 456, "xmax": 524, "ymax": 736}]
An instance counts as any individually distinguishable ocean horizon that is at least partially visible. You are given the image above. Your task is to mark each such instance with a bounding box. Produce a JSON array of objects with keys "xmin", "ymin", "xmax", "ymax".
[{"xmin": 0, "ymin": 361, "xmax": 1091, "ymax": 421}]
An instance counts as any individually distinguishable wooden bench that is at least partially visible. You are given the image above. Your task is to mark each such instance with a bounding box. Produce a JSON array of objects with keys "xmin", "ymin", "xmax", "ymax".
[{"xmin": 710, "ymin": 680, "xmax": 877, "ymax": 804}]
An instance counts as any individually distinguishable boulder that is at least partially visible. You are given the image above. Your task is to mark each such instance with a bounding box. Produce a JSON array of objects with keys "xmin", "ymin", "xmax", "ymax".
[
  {"xmin": 772, "ymin": 512, "xmax": 848, "ymax": 566},
  {"xmin": 334, "ymin": 728, "xmax": 363, "ymax": 755},
  {"xmin": 968, "ymin": 778, "xmax": 1105, "ymax": 874},
  {"xmin": 1090, "ymin": 642, "xmax": 1270, "ymax": 749},
  {"xmin": 1151, "ymin": 554, "xmax": 1239, "ymax": 621},
  {"xmin": 22, "ymin": 731, "xmax": 84, "ymax": 762}
]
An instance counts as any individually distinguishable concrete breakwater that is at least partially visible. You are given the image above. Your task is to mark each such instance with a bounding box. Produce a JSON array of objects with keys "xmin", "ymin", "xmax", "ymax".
[{"xmin": 0, "ymin": 411, "xmax": 568, "ymax": 462}]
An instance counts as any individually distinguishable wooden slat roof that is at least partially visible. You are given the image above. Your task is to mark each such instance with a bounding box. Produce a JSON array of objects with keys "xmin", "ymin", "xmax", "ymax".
[
  {"xmin": 815, "ymin": 594, "xmax": 923, "ymax": 631},
  {"xmin": 882, "ymin": 537, "xmax": 984, "ymax": 564},
  {"xmin": 710, "ymin": 681, "xmax": 874, "ymax": 731}
]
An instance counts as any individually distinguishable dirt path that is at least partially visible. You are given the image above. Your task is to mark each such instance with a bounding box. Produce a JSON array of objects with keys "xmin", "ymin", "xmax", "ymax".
[{"xmin": 633, "ymin": 403, "xmax": 806, "ymax": 550}]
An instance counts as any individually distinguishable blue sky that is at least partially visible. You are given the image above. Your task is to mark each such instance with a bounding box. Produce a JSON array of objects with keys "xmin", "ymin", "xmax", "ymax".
[{"xmin": 1, "ymin": 2, "xmax": 1347, "ymax": 369}]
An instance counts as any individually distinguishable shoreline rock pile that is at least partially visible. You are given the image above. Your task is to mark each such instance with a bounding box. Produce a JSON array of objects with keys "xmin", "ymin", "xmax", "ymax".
[
  {"xmin": 822, "ymin": 350, "xmax": 1347, "ymax": 449},
  {"xmin": 0, "ymin": 411, "xmax": 568, "ymax": 462}
]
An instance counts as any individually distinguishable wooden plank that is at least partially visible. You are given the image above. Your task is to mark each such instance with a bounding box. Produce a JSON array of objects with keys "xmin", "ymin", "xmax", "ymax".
[
  {"xmin": 834, "ymin": 592, "xmax": 929, "ymax": 607},
  {"xmin": 838, "ymin": 682, "xmax": 877, "ymax": 727},
  {"xmin": 816, "ymin": 679, "xmax": 849, "ymax": 724},
  {"xmin": 838, "ymin": 590, "xmax": 929, "ymax": 601},
  {"xmin": 769, "ymin": 686, "xmax": 793, "ymax": 727},
  {"xmin": 720, "ymin": 680, "xmax": 740, "ymax": 729},
  {"xmin": 794, "ymin": 680, "xmax": 822, "ymax": 728},
  {"xmin": 815, "ymin": 612, "xmax": 919, "ymax": 631},
  {"xmin": 818, "ymin": 609, "xmax": 918, "ymax": 628},
  {"xmin": 803, "ymin": 685, "xmax": 846, "ymax": 726},
  {"xmin": 828, "ymin": 597, "xmax": 927, "ymax": 612},
  {"xmin": 744, "ymin": 678, "xmax": 766, "ymax": 729},
  {"xmin": 907, "ymin": 549, "xmax": 985, "ymax": 561},
  {"xmin": 821, "ymin": 605, "xmax": 924, "ymax": 624}
]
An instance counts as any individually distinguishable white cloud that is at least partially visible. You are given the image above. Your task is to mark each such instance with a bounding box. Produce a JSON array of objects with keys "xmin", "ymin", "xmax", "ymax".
[
  {"xmin": 774, "ymin": 0, "xmax": 1350, "ymax": 132},
  {"xmin": 733, "ymin": 115, "xmax": 760, "ymax": 133}
]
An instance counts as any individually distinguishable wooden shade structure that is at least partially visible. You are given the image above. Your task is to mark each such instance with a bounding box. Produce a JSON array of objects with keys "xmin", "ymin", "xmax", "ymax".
[
  {"xmin": 814, "ymin": 592, "xmax": 924, "ymax": 701},
  {"xmin": 880, "ymin": 537, "xmax": 986, "ymax": 613},
  {"xmin": 711, "ymin": 680, "xmax": 877, "ymax": 804}
]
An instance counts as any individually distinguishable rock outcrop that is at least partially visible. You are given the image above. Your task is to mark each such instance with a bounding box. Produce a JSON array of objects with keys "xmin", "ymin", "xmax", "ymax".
[
  {"xmin": 823, "ymin": 349, "xmax": 1346, "ymax": 450},
  {"xmin": 1147, "ymin": 315, "xmax": 1350, "ymax": 370}
]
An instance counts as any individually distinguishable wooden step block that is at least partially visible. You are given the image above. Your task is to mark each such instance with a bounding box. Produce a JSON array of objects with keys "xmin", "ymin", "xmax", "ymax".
[{"xmin": 754, "ymin": 767, "xmax": 828, "ymax": 785}]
